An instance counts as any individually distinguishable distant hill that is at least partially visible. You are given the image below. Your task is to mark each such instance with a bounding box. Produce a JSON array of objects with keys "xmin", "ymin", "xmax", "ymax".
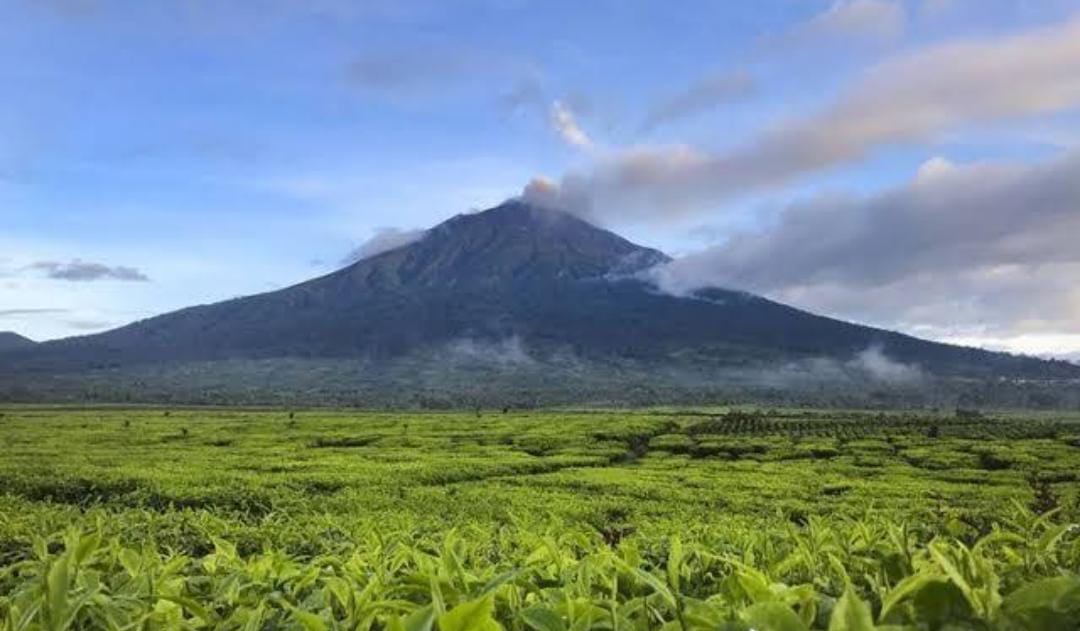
[
  {"xmin": 0, "ymin": 332, "xmax": 35, "ymax": 352},
  {"xmin": 2, "ymin": 200, "xmax": 1077, "ymax": 406}
]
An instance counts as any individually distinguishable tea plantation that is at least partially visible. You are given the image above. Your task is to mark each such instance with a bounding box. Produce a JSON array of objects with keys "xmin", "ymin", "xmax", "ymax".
[{"xmin": 1, "ymin": 407, "xmax": 1078, "ymax": 629}]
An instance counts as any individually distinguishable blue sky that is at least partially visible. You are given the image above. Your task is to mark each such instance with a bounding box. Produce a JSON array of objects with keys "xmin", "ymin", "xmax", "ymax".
[{"xmin": 2, "ymin": 0, "xmax": 1079, "ymax": 359}]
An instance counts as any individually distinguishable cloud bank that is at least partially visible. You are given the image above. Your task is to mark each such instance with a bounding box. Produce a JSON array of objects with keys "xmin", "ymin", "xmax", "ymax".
[{"xmin": 644, "ymin": 151, "xmax": 1080, "ymax": 343}]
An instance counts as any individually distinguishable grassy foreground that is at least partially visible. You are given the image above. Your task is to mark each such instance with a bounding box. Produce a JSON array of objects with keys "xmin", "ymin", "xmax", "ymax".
[{"xmin": 0, "ymin": 407, "xmax": 1078, "ymax": 629}]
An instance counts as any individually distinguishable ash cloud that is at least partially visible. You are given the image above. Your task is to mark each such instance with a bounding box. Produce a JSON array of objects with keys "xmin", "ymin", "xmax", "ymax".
[{"xmin": 520, "ymin": 177, "xmax": 562, "ymax": 209}]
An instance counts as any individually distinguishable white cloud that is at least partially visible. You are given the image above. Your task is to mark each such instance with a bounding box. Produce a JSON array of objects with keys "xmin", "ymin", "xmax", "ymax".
[
  {"xmin": 848, "ymin": 346, "xmax": 924, "ymax": 384},
  {"xmin": 939, "ymin": 333, "xmax": 1080, "ymax": 362},
  {"xmin": 914, "ymin": 155, "xmax": 957, "ymax": 182}
]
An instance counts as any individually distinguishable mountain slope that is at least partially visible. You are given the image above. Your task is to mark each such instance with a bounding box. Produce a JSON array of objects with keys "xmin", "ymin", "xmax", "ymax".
[
  {"xmin": 0, "ymin": 332, "xmax": 35, "ymax": 352},
  {"xmin": 3, "ymin": 200, "xmax": 1078, "ymax": 395}
]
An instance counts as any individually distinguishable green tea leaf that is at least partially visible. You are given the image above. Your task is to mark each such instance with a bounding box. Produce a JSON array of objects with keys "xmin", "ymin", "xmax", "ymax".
[
  {"xmin": 520, "ymin": 606, "xmax": 566, "ymax": 631},
  {"xmin": 438, "ymin": 595, "xmax": 501, "ymax": 631},
  {"xmin": 400, "ymin": 604, "xmax": 437, "ymax": 631},
  {"xmin": 829, "ymin": 589, "xmax": 875, "ymax": 631},
  {"xmin": 742, "ymin": 602, "xmax": 809, "ymax": 631}
]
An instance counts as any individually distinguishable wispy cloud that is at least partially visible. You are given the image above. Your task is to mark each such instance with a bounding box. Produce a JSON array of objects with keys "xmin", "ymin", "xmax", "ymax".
[
  {"xmin": 499, "ymin": 79, "xmax": 598, "ymax": 151},
  {"xmin": 0, "ymin": 308, "xmax": 70, "ymax": 317},
  {"xmin": 29, "ymin": 260, "xmax": 150, "ymax": 282},
  {"xmin": 343, "ymin": 227, "xmax": 428, "ymax": 264},
  {"xmin": 345, "ymin": 45, "xmax": 539, "ymax": 106},
  {"xmin": 780, "ymin": 0, "xmax": 907, "ymax": 48},
  {"xmin": 40, "ymin": 0, "xmax": 99, "ymax": 17},
  {"xmin": 539, "ymin": 17, "xmax": 1080, "ymax": 221},
  {"xmin": 346, "ymin": 46, "xmax": 603, "ymax": 156},
  {"xmin": 64, "ymin": 318, "xmax": 115, "ymax": 331},
  {"xmin": 640, "ymin": 71, "xmax": 755, "ymax": 132},
  {"xmin": 919, "ymin": 0, "xmax": 962, "ymax": 18},
  {"xmin": 347, "ymin": 51, "xmax": 474, "ymax": 95},
  {"xmin": 498, "ymin": 75, "xmax": 547, "ymax": 116}
]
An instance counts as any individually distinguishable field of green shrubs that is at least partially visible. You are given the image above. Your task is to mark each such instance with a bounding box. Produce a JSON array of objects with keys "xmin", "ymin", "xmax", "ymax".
[{"xmin": 1, "ymin": 406, "xmax": 1079, "ymax": 629}]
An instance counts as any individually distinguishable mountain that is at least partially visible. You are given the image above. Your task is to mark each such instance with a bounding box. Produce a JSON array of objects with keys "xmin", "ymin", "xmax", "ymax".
[
  {"xmin": 0, "ymin": 332, "xmax": 35, "ymax": 352},
  {"xmin": 2, "ymin": 200, "xmax": 1078, "ymax": 406}
]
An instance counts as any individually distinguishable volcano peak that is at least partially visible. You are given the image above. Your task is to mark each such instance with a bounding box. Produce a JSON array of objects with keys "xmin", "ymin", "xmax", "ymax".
[{"xmin": 356, "ymin": 198, "xmax": 668, "ymax": 287}]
